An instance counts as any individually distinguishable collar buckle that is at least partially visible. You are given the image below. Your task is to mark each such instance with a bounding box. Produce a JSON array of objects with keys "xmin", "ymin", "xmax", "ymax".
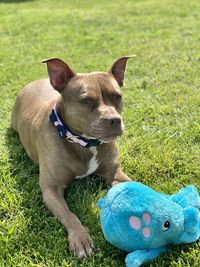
[{"xmin": 65, "ymin": 136, "xmax": 74, "ymax": 142}]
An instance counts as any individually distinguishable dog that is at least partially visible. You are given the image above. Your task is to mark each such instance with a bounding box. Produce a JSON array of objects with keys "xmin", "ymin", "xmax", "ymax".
[{"xmin": 11, "ymin": 56, "xmax": 132, "ymax": 258}]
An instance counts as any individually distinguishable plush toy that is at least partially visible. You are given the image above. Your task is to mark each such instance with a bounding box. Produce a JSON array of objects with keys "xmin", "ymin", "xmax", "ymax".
[{"xmin": 97, "ymin": 182, "xmax": 200, "ymax": 267}]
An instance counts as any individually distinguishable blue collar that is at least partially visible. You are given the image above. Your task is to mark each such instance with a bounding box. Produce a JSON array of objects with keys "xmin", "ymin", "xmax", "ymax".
[{"xmin": 49, "ymin": 105, "xmax": 102, "ymax": 148}]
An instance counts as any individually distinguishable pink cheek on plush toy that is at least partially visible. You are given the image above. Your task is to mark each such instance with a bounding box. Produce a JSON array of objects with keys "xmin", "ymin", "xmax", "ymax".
[
  {"xmin": 143, "ymin": 213, "xmax": 151, "ymax": 225},
  {"xmin": 143, "ymin": 227, "xmax": 150, "ymax": 238},
  {"xmin": 129, "ymin": 216, "xmax": 141, "ymax": 230}
]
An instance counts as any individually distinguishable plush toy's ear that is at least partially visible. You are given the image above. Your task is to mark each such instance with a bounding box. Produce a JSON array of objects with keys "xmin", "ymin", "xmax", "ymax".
[
  {"xmin": 183, "ymin": 207, "xmax": 199, "ymax": 232},
  {"xmin": 170, "ymin": 185, "xmax": 200, "ymax": 208},
  {"xmin": 175, "ymin": 207, "xmax": 200, "ymax": 244}
]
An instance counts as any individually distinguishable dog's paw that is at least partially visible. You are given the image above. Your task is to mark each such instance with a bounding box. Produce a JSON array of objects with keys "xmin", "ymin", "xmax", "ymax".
[{"xmin": 68, "ymin": 228, "xmax": 94, "ymax": 259}]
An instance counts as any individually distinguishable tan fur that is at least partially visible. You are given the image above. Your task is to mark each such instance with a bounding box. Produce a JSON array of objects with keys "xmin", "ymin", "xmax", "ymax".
[{"xmin": 11, "ymin": 57, "xmax": 132, "ymax": 259}]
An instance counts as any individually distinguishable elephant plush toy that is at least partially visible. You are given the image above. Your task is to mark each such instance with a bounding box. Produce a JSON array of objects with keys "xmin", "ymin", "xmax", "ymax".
[{"xmin": 97, "ymin": 182, "xmax": 200, "ymax": 267}]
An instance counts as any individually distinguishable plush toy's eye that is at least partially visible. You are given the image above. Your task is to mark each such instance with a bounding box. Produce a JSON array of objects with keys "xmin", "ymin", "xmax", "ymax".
[{"xmin": 162, "ymin": 221, "xmax": 170, "ymax": 231}]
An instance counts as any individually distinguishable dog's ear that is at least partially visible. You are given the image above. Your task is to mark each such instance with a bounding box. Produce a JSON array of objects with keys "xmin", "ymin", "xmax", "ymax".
[
  {"xmin": 42, "ymin": 58, "xmax": 75, "ymax": 92},
  {"xmin": 110, "ymin": 56, "xmax": 135, "ymax": 87}
]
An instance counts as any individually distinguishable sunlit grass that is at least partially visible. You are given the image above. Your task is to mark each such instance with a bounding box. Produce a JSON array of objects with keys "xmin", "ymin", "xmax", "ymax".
[{"xmin": 0, "ymin": 0, "xmax": 200, "ymax": 266}]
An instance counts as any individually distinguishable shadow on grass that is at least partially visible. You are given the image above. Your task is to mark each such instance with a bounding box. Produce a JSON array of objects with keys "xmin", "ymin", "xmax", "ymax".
[{"xmin": 5, "ymin": 127, "xmax": 196, "ymax": 266}]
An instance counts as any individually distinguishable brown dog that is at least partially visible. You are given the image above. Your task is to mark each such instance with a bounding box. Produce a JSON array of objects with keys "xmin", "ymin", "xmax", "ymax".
[{"xmin": 11, "ymin": 56, "xmax": 132, "ymax": 258}]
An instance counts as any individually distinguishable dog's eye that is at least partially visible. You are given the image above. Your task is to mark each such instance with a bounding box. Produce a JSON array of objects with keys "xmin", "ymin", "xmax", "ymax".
[
  {"xmin": 162, "ymin": 221, "xmax": 170, "ymax": 231},
  {"xmin": 80, "ymin": 98, "xmax": 92, "ymax": 105}
]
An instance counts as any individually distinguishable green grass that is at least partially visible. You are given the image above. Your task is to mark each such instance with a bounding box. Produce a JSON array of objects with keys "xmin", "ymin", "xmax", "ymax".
[{"xmin": 0, "ymin": 0, "xmax": 200, "ymax": 266}]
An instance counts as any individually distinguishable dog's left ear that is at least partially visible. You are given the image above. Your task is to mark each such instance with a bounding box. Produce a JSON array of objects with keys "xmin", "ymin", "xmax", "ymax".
[
  {"xmin": 42, "ymin": 58, "xmax": 75, "ymax": 92},
  {"xmin": 110, "ymin": 56, "xmax": 135, "ymax": 87}
]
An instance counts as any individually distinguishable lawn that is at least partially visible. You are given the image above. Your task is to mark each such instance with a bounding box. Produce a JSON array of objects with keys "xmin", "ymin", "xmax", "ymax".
[{"xmin": 0, "ymin": 0, "xmax": 200, "ymax": 266}]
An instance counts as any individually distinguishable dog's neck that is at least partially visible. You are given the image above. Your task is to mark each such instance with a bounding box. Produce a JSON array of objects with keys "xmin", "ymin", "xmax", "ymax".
[
  {"xmin": 52, "ymin": 98, "xmax": 103, "ymax": 148},
  {"xmin": 55, "ymin": 97, "xmax": 93, "ymax": 140}
]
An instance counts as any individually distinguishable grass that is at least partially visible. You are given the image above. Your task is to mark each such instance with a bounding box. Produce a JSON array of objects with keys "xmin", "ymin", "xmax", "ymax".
[{"xmin": 0, "ymin": 0, "xmax": 200, "ymax": 266}]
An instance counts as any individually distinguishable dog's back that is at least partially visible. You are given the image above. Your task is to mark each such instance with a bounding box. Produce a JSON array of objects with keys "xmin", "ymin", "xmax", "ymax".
[{"xmin": 11, "ymin": 78, "xmax": 59, "ymax": 162}]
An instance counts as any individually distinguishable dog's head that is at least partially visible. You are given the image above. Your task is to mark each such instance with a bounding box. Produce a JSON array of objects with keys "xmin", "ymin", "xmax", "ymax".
[{"xmin": 43, "ymin": 56, "xmax": 132, "ymax": 142}]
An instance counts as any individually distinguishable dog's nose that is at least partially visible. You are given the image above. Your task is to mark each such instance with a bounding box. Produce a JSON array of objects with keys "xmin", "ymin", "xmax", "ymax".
[
  {"xmin": 109, "ymin": 117, "xmax": 121, "ymax": 127},
  {"xmin": 101, "ymin": 117, "xmax": 121, "ymax": 129},
  {"xmin": 100, "ymin": 116, "xmax": 122, "ymax": 130}
]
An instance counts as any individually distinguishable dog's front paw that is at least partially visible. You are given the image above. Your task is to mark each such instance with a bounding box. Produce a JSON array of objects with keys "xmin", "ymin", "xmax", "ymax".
[{"xmin": 68, "ymin": 228, "xmax": 94, "ymax": 259}]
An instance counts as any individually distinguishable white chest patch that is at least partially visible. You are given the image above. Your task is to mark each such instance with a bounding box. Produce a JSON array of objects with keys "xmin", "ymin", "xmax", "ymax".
[{"xmin": 75, "ymin": 147, "xmax": 99, "ymax": 179}]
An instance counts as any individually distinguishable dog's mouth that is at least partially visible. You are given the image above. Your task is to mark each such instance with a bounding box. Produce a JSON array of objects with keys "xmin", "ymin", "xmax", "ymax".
[
  {"xmin": 98, "ymin": 134, "xmax": 120, "ymax": 142},
  {"xmin": 82, "ymin": 132, "xmax": 122, "ymax": 143},
  {"xmin": 89, "ymin": 120, "xmax": 124, "ymax": 142},
  {"xmin": 90, "ymin": 129, "xmax": 123, "ymax": 142}
]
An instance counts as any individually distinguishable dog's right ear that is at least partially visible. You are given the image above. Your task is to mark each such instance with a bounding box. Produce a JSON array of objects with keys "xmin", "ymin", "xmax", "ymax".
[{"xmin": 42, "ymin": 58, "xmax": 75, "ymax": 92}]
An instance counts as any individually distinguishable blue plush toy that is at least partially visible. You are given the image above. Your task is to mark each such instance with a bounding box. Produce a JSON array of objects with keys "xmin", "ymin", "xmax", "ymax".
[{"xmin": 97, "ymin": 182, "xmax": 200, "ymax": 267}]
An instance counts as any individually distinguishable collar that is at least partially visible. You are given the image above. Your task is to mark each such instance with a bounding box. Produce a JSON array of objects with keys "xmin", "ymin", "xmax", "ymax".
[{"xmin": 49, "ymin": 105, "xmax": 102, "ymax": 148}]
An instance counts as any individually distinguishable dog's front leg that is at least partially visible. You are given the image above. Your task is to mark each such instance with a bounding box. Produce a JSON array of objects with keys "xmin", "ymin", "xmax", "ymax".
[
  {"xmin": 39, "ymin": 181, "xmax": 94, "ymax": 259},
  {"xmin": 97, "ymin": 167, "xmax": 132, "ymax": 186},
  {"xmin": 111, "ymin": 168, "xmax": 132, "ymax": 186}
]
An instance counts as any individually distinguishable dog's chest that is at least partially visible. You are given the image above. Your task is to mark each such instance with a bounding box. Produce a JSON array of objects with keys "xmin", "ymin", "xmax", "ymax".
[{"xmin": 75, "ymin": 147, "xmax": 99, "ymax": 179}]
